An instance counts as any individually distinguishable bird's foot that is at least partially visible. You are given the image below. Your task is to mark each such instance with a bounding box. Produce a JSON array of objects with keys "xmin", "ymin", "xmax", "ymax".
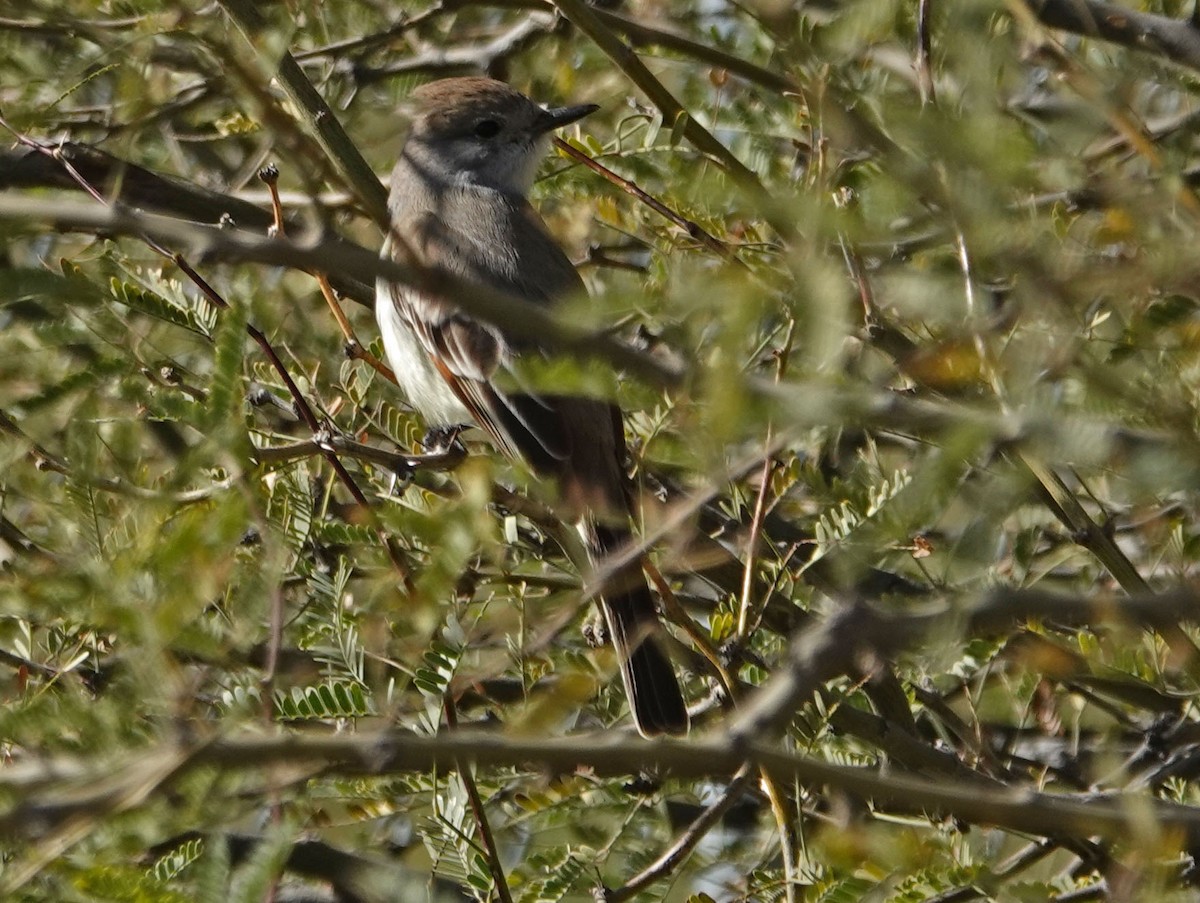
[{"xmin": 421, "ymin": 424, "xmax": 469, "ymax": 453}]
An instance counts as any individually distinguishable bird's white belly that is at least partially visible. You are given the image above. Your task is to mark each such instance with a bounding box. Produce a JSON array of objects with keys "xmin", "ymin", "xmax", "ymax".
[{"xmin": 375, "ymin": 284, "xmax": 473, "ymax": 427}]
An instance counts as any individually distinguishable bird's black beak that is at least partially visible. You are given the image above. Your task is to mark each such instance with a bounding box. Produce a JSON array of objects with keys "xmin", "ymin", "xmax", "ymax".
[{"xmin": 535, "ymin": 103, "xmax": 600, "ymax": 134}]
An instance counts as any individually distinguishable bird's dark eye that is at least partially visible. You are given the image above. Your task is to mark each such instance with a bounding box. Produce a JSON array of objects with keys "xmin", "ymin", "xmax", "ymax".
[{"xmin": 473, "ymin": 119, "xmax": 501, "ymax": 139}]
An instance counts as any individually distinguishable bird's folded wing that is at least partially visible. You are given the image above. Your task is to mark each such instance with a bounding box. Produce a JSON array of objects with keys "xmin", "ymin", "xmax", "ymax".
[{"xmin": 385, "ymin": 207, "xmax": 585, "ymax": 472}]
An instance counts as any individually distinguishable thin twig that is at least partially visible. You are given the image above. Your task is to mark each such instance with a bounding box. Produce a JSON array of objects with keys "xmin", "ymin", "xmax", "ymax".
[
  {"xmin": 760, "ymin": 771, "xmax": 800, "ymax": 903},
  {"xmin": 245, "ymin": 326, "xmax": 413, "ymax": 581},
  {"xmin": 442, "ymin": 698, "xmax": 514, "ymax": 903},
  {"xmin": 587, "ymin": 7, "xmax": 799, "ymax": 93},
  {"xmin": 917, "ymin": 0, "xmax": 936, "ymax": 105},
  {"xmin": 602, "ymin": 764, "xmax": 755, "ymax": 901},
  {"xmin": 292, "ymin": 4, "xmax": 448, "ymax": 60},
  {"xmin": 254, "ymin": 433, "xmax": 464, "ymax": 473},
  {"xmin": 548, "ymin": 0, "xmax": 762, "ymax": 191},
  {"xmin": 352, "ymin": 15, "xmax": 555, "ymax": 85},
  {"xmin": 317, "ymin": 276, "xmax": 397, "ymax": 381},
  {"xmin": 735, "ymin": 320, "xmax": 794, "ymax": 640},
  {"xmin": 258, "ymin": 163, "xmax": 397, "ymax": 382},
  {"xmin": 552, "ymin": 137, "xmax": 734, "ymax": 260},
  {"xmin": 644, "ymin": 561, "xmax": 737, "ymax": 700},
  {"xmin": 734, "ymin": 458, "xmax": 779, "ymax": 636},
  {"xmin": 0, "ymin": 410, "xmax": 232, "ymax": 503}
]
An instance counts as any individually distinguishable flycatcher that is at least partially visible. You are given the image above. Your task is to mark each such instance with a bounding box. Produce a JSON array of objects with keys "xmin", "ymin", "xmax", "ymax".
[{"xmin": 375, "ymin": 77, "xmax": 688, "ymax": 736}]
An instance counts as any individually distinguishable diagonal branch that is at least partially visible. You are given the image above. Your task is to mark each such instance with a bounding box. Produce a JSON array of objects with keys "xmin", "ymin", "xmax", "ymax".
[
  {"xmin": 549, "ymin": 0, "xmax": 762, "ymax": 191},
  {"xmin": 216, "ymin": 0, "xmax": 390, "ymax": 227},
  {"xmin": 1023, "ymin": 0, "xmax": 1200, "ymax": 73},
  {"xmin": 602, "ymin": 764, "xmax": 756, "ymax": 902}
]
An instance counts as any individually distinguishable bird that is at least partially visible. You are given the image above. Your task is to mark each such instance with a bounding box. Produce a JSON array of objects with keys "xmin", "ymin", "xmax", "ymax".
[{"xmin": 374, "ymin": 77, "xmax": 689, "ymax": 736}]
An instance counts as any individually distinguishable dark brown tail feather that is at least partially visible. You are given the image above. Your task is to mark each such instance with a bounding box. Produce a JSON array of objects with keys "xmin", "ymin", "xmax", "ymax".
[{"xmin": 591, "ymin": 523, "xmax": 689, "ymax": 736}]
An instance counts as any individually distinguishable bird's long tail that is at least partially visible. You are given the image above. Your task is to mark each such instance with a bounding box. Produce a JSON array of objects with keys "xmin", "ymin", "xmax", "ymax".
[{"xmin": 588, "ymin": 522, "xmax": 689, "ymax": 736}]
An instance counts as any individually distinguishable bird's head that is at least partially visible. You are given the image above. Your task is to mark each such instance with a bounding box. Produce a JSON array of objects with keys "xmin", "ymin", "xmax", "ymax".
[{"xmin": 404, "ymin": 77, "xmax": 598, "ymax": 195}]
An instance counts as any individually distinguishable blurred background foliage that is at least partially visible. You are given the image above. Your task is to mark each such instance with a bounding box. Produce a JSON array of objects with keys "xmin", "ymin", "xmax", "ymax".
[{"xmin": 4, "ymin": 0, "xmax": 1200, "ymax": 900}]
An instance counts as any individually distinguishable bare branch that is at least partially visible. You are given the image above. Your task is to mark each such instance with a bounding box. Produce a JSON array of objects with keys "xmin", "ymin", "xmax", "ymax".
[
  {"xmin": 0, "ymin": 144, "xmax": 376, "ymax": 306},
  {"xmin": 549, "ymin": 0, "xmax": 763, "ymax": 191},
  {"xmin": 1024, "ymin": 0, "xmax": 1200, "ymax": 73},
  {"xmin": 0, "ymin": 194, "xmax": 683, "ymax": 390},
  {"xmin": 352, "ymin": 15, "xmax": 555, "ymax": 84},
  {"xmin": 601, "ymin": 764, "xmax": 756, "ymax": 901},
  {"xmin": 216, "ymin": 0, "xmax": 390, "ymax": 227},
  {"xmin": 11, "ymin": 716, "xmax": 1200, "ymax": 848}
]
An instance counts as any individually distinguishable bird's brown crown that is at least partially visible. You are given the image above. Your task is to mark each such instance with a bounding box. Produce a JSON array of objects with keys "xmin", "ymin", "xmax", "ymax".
[{"xmin": 410, "ymin": 77, "xmax": 535, "ymax": 136}]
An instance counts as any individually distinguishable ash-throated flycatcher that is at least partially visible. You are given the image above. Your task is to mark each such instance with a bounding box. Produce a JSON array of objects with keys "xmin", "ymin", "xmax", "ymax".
[{"xmin": 375, "ymin": 77, "xmax": 688, "ymax": 736}]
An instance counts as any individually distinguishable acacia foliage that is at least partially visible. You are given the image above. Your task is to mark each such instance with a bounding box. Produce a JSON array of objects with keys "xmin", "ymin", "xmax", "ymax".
[{"xmin": 3, "ymin": 1, "xmax": 1200, "ymax": 901}]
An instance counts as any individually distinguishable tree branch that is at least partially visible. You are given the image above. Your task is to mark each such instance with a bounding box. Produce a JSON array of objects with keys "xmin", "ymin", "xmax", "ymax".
[
  {"xmin": 1024, "ymin": 0, "xmax": 1200, "ymax": 73},
  {"xmin": 0, "ymin": 144, "xmax": 376, "ymax": 306},
  {"xmin": 9, "ymin": 720, "xmax": 1200, "ymax": 849},
  {"xmin": 216, "ymin": 0, "xmax": 390, "ymax": 227},
  {"xmin": 549, "ymin": 0, "xmax": 763, "ymax": 191},
  {"xmin": 352, "ymin": 15, "xmax": 555, "ymax": 84},
  {"xmin": 0, "ymin": 194, "xmax": 683, "ymax": 391}
]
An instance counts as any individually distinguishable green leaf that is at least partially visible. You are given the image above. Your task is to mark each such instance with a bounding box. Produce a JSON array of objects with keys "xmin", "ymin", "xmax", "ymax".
[
  {"xmin": 203, "ymin": 301, "xmax": 248, "ymax": 432},
  {"xmin": 109, "ymin": 276, "xmax": 215, "ymax": 337}
]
